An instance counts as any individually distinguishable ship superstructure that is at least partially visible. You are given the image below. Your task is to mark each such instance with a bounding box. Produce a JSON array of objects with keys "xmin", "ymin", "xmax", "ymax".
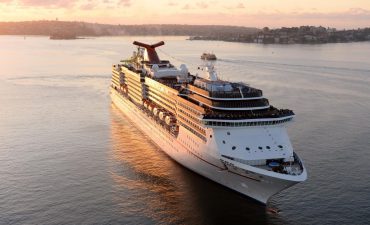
[{"xmin": 110, "ymin": 41, "xmax": 307, "ymax": 204}]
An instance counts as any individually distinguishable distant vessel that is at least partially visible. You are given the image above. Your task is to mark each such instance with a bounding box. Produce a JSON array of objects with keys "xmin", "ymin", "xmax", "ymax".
[
  {"xmin": 201, "ymin": 52, "xmax": 217, "ymax": 60},
  {"xmin": 110, "ymin": 41, "xmax": 307, "ymax": 204},
  {"xmin": 49, "ymin": 32, "xmax": 77, "ymax": 40}
]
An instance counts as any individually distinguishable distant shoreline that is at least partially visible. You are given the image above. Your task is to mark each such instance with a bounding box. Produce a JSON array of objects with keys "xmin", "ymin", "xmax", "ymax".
[
  {"xmin": 0, "ymin": 21, "xmax": 258, "ymax": 37},
  {"xmin": 188, "ymin": 26, "xmax": 370, "ymax": 45},
  {"xmin": 2, "ymin": 34, "xmax": 370, "ymax": 45},
  {"xmin": 187, "ymin": 37, "xmax": 370, "ymax": 45},
  {"xmin": 1, "ymin": 21, "xmax": 369, "ymax": 45}
]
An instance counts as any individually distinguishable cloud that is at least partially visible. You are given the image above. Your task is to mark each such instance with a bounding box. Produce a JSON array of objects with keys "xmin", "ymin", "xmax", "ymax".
[
  {"xmin": 196, "ymin": 2, "xmax": 208, "ymax": 9},
  {"xmin": 235, "ymin": 8, "xmax": 370, "ymax": 28},
  {"xmin": 182, "ymin": 4, "xmax": 192, "ymax": 10},
  {"xmin": 118, "ymin": 0, "xmax": 130, "ymax": 6},
  {"xmin": 236, "ymin": 3, "xmax": 244, "ymax": 9},
  {"xmin": 18, "ymin": 0, "xmax": 76, "ymax": 7},
  {"xmin": 224, "ymin": 2, "xmax": 245, "ymax": 10},
  {"xmin": 348, "ymin": 7, "xmax": 370, "ymax": 14},
  {"xmin": 80, "ymin": 2, "xmax": 97, "ymax": 10},
  {"xmin": 78, "ymin": 0, "xmax": 131, "ymax": 10},
  {"xmin": 0, "ymin": 0, "xmax": 76, "ymax": 8},
  {"xmin": 167, "ymin": 1, "xmax": 178, "ymax": 7},
  {"xmin": 289, "ymin": 8, "xmax": 370, "ymax": 20},
  {"xmin": 182, "ymin": 2, "xmax": 208, "ymax": 10},
  {"xmin": 0, "ymin": 0, "xmax": 132, "ymax": 9}
]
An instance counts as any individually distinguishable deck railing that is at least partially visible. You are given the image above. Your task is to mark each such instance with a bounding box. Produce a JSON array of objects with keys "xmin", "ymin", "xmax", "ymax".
[
  {"xmin": 188, "ymin": 84, "xmax": 263, "ymax": 99},
  {"xmin": 203, "ymin": 108, "xmax": 294, "ymax": 120}
]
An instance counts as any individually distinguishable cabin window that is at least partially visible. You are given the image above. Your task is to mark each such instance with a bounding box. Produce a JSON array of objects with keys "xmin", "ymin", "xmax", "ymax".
[
  {"xmin": 222, "ymin": 140, "xmax": 226, "ymax": 144},
  {"xmin": 232, "ymin": 146, "xmax": 236, "ymax": 150},
  {"xmin": 278, "ymin": 145, "xmax": 283, "ymax": 148},
  {"xmin": 227, "ymin": 132, "xmax": 230, "ymax": 135},
  {"xmin": 258, "ymin": 146, "xmax": 263, "ymax": 150},
  {"xmin": 246, "ymin": 147, "xmax": 250, "ymax": 150},
  {"xmin": 266, "ymin": 146, "xmax": 270, "ymax": 149}
]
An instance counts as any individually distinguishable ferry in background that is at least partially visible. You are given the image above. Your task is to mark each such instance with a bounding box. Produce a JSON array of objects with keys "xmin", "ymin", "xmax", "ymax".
[
  {"xmin": 110, "ymin": 41, "xmax": 307, "ymax": 204},
  {"xmin": 201, "ymin": 52, "xmax": 217, "ymax": 60}
]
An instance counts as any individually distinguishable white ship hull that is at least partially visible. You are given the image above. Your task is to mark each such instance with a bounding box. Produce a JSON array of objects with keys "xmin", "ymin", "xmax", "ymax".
[{"xmin": 111, "ymin": 88, "xmax": 307, "ymax": 204}]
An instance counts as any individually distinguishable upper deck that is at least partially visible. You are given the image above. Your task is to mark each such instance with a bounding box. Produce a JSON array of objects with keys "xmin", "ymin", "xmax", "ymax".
[
  {"xmin": 113, "ymin": 40, "xmax": 294, "ymax": 124},
  {"xmin": 188, "ymin": 78, "xmax": 263, "ymax": 100}
]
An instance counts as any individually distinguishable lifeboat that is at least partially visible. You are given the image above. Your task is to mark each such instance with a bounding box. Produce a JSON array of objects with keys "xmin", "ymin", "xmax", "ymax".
[
  {"xmin": 148, "ymin": 105, "xmax": 154, "ymax": 112},
  {"xmin": 159, "ymin": 111, "xmax": 167, "ymax": 121},
  {"xmin": 143, "ymin": 101, "xmax": 148, "ymax": 109},
  {"xmin": 153, "ymin": 108, "xmax": 159, "ymax": 116},
  {"xmin": 120, "ymin": 84, "xmax": 128, "ymax": 93},
  {"xmin": 165, "ymin": 115, "xmax": 176, "ymax": 125}
]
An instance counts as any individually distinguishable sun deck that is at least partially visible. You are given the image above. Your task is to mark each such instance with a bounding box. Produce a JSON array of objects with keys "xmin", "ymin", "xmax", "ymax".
[{"xmin": 188, "ymin": 80, "xmax": 263, "ymax": 99}]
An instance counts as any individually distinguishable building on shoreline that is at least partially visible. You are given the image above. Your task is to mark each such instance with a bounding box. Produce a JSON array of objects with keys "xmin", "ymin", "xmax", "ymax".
[
  {"xmin": 254, "ymin": 26, "xmax": 370, "ymax": 44},
  {"xmin": 189, "ymin": 26, "xmax": 370, "ymax": 44}
]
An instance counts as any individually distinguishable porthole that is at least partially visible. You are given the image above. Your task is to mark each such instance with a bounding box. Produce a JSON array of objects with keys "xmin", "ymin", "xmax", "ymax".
[
  {"xmin": 232, "ymin": 146, "xmax": 236, "ymax": 150},
  {"xmin": 278, "ymin": 145, "xmax": 283, "ymax": 148},
  {"xmin": 222, "ymin": 140, "xmax": 226, "ymax": 144},
  {"xmin": 227, "ymin": 132, "xmax": 230, "ymax": 135},
  {"xmin": 258, "ymin": 146, "xmax": 263, "ymax": 150},
  {"xmin": 266, "ymin": 146, "xmax": 270, "ymax": 149},
  {"xmin": 246, "ymin": 147, "xmax": 250, "ymax": 150}
]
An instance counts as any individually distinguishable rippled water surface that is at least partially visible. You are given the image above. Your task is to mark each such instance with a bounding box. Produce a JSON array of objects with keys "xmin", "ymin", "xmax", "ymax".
[{"xmin": 1, "ymin": 36, "xmax": 370, "ymax": 225}]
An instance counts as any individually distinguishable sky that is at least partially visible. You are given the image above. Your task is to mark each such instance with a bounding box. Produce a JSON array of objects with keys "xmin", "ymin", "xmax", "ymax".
[{"xmin": 0, "ymin": 0, "xmax": 370, "ymax": 28}]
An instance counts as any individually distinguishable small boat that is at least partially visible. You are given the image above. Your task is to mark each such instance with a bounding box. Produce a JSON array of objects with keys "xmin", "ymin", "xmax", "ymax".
[
  {"xmin": 201, "ymin": 52, "xmax": 217, "ymax": 60},
  {"xmin": 49, "ymin": 32, "xmax": 77, "ymax": 40}
]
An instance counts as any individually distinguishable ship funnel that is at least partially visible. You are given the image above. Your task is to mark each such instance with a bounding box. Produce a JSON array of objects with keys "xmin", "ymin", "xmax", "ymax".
[{"xmin": 133, "ymin": 41, "xmax": 164, "ymax": 64}]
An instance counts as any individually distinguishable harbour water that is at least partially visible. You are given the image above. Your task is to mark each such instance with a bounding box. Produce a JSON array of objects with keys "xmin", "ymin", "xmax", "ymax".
[{"xmin": 1, "ymin": 36, "xmax": 370, "ymax": 224}]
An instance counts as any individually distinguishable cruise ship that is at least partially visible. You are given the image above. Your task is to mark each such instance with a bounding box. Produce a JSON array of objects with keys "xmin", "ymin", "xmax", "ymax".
[{"xmin": 110, "ymin": 41, "xmax": 307, "ymax": 204}]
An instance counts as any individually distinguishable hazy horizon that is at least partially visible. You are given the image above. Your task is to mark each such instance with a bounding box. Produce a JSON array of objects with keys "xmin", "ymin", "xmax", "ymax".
[
  {"xmin": 0, "ymin": 20, "xmax": 369, "ymax": 31},
  {"xmin": 1, "ymin": 0, "xmax": 370, "ymax": 29}
]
